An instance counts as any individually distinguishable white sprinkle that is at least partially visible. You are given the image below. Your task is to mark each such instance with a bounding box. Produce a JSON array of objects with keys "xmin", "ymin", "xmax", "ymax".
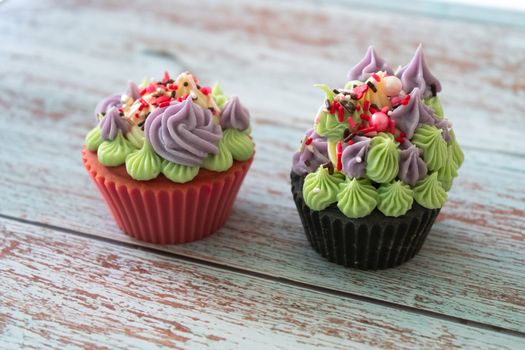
[
  {"xmin": 312, "ymin": 187, "xmax": 321, "ymax": 193},
  {"xmin": 356, "ymin": 156, "xmax": 362, "ymax": 163}
]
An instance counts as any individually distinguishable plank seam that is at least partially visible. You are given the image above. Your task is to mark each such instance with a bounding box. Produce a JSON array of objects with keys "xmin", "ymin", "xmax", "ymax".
[{"xmin": 1, "ymin": 213, "xmax": 524, "ymax": 339}]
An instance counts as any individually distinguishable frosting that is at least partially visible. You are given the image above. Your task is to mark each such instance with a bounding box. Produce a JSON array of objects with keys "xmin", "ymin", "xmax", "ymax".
[
  {"xmin": 341, "ymin": 136, "xmax": 371, "ymax": 178},
  {"xmin": 220, "ymin": 96, "xmax": 250, "ymax": 131},
  {"xmin": 94, "ymin": 94, "xmax": 120, "ymax": 119},
  {"xmin": 411, "ymin": 124, "xmax": 448, "ymax": 171},
  {"xmin": 398, "ymin": 141, "xmax": 427, "ymax": 186},
  {"xmin": 366, "ymin": 133, "xmax": 400, "ymax": 183},
  {"xmin": 347, "ymin": 46, "xmax": 393, "ymax": 81},
  {"xmin": 413, "ymin": 172, "xmax": 447, "ymax": 209},
  {"xmin": 303, "ymin": 166, "xmax": 344, "ymax": 211},
  {"xmin": 162, "ymin": 161, "xmax": 199, "ymax": 183},
  {"xmin": 100, "ymin": 107, "xmax": 130, "ymax": 141},
  {"xmin": 145, "ymin": 98, "xmax": 222, "ymax": 167},
  {"xmin": 293, "ymin": 46, "xmax": 463, "ymax": 218},
  {"xmin": 202, "ymin": 138, "xmax": 233, "ymax": 172},
  {"xmin": 97, "ymin": 130, "xmax": 135, "ymax": 166},
  {"xmin": 390, "ymin": 88, "xmax": 435, "ymax": 139},
  {"xmin": 377, "ymin": 181, "xmax": 413, "ymax": 217},
  {"xmin": 292, "ymin": 129, "xmax": 329, "ymax": 176},
  {"xmin": 397, "ymin": 44, "xmax": 441, "ymax": 98},
  {"xmin": 125, "ymin": 141, "xmax": 162, "ymax": 181},
  {"xmin": 85, "ymin": 71, "xmax": 254, "ymax": 182},
  {"xmin": 337, "ymin": 178, "xmax": 377, "ymax": 218}
]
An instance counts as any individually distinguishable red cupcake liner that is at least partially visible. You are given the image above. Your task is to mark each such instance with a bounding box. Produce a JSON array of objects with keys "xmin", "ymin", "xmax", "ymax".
[{"xmin": 82, "ymin": 147, "xmax": 253, "ymax": 244}]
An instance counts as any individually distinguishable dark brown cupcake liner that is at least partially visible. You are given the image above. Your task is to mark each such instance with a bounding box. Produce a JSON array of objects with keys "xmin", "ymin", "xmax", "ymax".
[{"xmin": 291, "ymin": 172, "xmax": 440, "ymax": 270}]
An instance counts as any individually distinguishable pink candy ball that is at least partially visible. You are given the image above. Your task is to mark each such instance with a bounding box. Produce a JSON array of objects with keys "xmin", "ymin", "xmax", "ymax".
[{"xmin": 371, "ymin": 112, "xmax": 389, "ymax": 132}]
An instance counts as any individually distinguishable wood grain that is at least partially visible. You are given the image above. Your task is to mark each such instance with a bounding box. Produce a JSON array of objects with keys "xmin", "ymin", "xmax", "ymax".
[
  {"xmin": 0, "ymin": 0, "xmax": 524, "ymax": 342},
  {"xmin": 1, "ymin": 218, "xmax": 524, "ymax": 350}
]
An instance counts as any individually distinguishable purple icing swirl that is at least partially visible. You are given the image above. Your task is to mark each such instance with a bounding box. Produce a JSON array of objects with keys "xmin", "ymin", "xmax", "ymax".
[
  {"xmin": 94, "ymin": 94, "xmax": 121, "ymax": 119},
  {"xmin": 100, "ymin": 107, "xmax": 130, "ymax": 141},
  {"xmin": 127, "ymin": 81, "xmax": 140, "ymax": 100},
  {"xmin": 292, "ymin": 129, "xmax": 329, "ymax": 175},
  {"xmin": 390, "ymin": 88, "xmax": 435, "ymax": 139},
  {"xmin": 347, "ymin": 46, "xmax": 393, "ymax": 81},
  {"xmin": 220, "ymin": 96, "xmax": 250, "ymax": 131},
  {"xmin": 397, "ymin": 45, "xmax": 441, "ymax": 98},
  {"xmin": 341, "ymin": 136, "xmax": 371, "ymax": 179},
  {"xmin": 145, "ymin": 98, "xmax": 223, "ymax": 167},
  {"xmin": 434, "ymin": 118, "xmax": 451, "ymax": 143},
  {"xmin": 399, "ymin": 140, "xmax": 427, "ymax": 186}
]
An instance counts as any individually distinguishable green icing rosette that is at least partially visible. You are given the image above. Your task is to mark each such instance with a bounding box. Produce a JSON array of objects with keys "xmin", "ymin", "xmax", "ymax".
[
  {"xmin": 412, "ymin": 125, "xmax": 447, "ymax": 171},
  {"xmin": 303, "ymin": 166, "xmax": 345, "ymax": 211},
  {"xmin": 377, "ymin": 181, "xmax": 414, "ymax": 217},
  {"xmin": 162, "ymin": 160, "xmax": 199, "ymax": 183},
  {"xmin": 212, "ymin": 83, "xmax": 229, "ymax": 109},
  {"xmin": 413, "ymin": 172, "xmax": 447, "ymax": 209},
  {"xmin": 336, "ymin": 178, "xmax": 378, "ymax": 218},
  {"xmin": 85, "ymin": 126, "xmax": 103, "ymax": 151},
  {"xmin": 449, "ymin": 130, "xmax": 464, "ymax": 167},
  {"xmin": 366, "ymin": 133, "xmax": 400, "ymax": 183},
  {"xmin": 222, "ymin": 128, "xmax": 254, "ymax": 161},
  {"xmin": 437, "ymin": 146, "xmax": 459, "ymax": 191},
  {"xmin": 424, "ymin": 96, "xmax": 444, "ymax": 120},
  {"xmin": 125, "ymin": 141, "xmax": 162, "ymax": 181},
  {"xmin": 315, "ymin": 110, "xmax": 347, "ymax": 141},
  {"xmin": 126, "ymin": 125, "xmax": 145, "ymax": 149},
  {"xmin": 202, "ymin": 138, "xmax": 233, "ymax": 172},
  {"xmin": 97, "ymin": 130, "xmax": 135, "ymax": 166}
]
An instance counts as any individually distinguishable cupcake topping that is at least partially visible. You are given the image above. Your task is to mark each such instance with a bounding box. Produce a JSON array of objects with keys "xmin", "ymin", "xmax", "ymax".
[
  {"xmin": 293, "ymin": 46, "xmax": 463, "ymax": 218},
  {"xmin": 85, "ymin": 71, "xmax": 255, "ymax": 182}
]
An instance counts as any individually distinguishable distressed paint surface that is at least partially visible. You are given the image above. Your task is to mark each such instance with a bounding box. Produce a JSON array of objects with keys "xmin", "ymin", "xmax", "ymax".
[
  {"xmin": 1, "ymin": 218, "xmax": 524, "ymax": 350},
  {"xmin": 0, "ymin": 0, "xmax": 524, "ymax": 348}
]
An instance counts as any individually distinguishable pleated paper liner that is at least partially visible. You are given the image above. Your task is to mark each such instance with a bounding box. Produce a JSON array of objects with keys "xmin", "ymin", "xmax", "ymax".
[
  {"xmin": 291, "ymin": 173, "xmax": 440, "ymax": 270},
  {"xmin": 82, "ymin": 147, "xmax": 253, "ymax": 244}
]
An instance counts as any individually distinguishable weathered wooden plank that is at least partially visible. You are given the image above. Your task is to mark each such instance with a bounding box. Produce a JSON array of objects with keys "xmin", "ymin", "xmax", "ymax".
[
  {"xmin": 0, "ymin": 0, "xmax": 524, "ymax": 334},
  {"xmin": 1, "ymin": 218, "xmax": 524, "ymax": 350}
]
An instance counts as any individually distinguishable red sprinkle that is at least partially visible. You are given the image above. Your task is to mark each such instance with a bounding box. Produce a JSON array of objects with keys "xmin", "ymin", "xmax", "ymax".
[
  {"xmin": 155, "ymin": 95, "xmax": 171, "ymax": 104},
  {"xmin": 347, "ymin": 117, "xmax": 355, "ymax": 129},
  {"xmin": 336, "ymin": 141, "xmax": 343, "ymax": 171},
  {"xmin": 359, "ymin": 126, "xmax": 377, "ymax": 134},
  {"xmin": 363, "ymin": 100, "xmax": 370, "ymax": 112},
  {"xmin": 395, "ymin": 136, "xmax": 405, "ymax": 143},
  {"xmin": 338, "ymin": 105, "xmax": 344, "ymax": 122},
  {"xmin": 347, "ymin": 140, "xmax": 354, "ymax": 145},
  {"xmin": 389, "ymin": 119, "xmax": 396, "ymax": 134},
  {"xmin": 372, "ymin": 73, "xmax": 381, "ymax": 82},
  {"xmin": 139, "ymin": 88, "xmax": 147, "ymax": 96},
  {"xmin": 117, "ymin": 107, "xmax": 123, "ymax": 113},
  {"xmin": 381, "ymin": 107, "xmax": 389, "ymax": 113},
  {"xmin": 401, "ymin": 95, "xmax": 411, "ymax": 105},
  {"xmin": 159, "ymin": 101, "xmax": 171, "ymax": 108},
  {"xmin": 305, "ymin": 137, "xmax": 313, "ymax": 146},
  {"xmin": 353, "ymin": 84, "xmax": 369, "ymax": 100},
  {"xmin": 146, "ymin": 84, "xmax": 156, "ymax": 94},
  {"xmin": 200, "ymin": 86, "xmax": 212, "ymax": 95},
  {"xmin": 360, "ymin": 113, "xmax": 370, "ymax": 121},
  {"xmin": 162, "ymin": 71, "xmax": 170, "ymax": 84},
  {"xmin": 355, "ymin": 104, "xmax": 361, "ymax": 111},
  {"xmin": 369, "ymin": 106, "xmax": 379, "ymax": 114}
]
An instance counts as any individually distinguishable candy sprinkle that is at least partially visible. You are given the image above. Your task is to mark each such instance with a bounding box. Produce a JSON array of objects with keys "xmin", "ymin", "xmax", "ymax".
[
  {"xmin": 305, "ymin": 137, "xmax": 313, "ymax": 146},
  {"xmin": 336, "ymin": 141, "xmax": 343, "ymax": 171}
]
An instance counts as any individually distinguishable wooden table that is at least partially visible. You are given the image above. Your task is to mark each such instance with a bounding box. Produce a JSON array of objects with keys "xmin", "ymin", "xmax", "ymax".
[{"xmin": 1, "ymin": 0, "xmax": 524, "ymax": 348}]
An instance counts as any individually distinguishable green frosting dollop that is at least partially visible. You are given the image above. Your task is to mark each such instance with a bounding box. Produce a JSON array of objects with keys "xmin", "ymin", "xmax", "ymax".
[
  {"xmin": 315, "ymin": 111, "xmax": 347, "ymax": 141},
  {"xmin": 303, "ymin": 166, "xmax": 344, "ymax": 211},
  {"xmin": 212, "ymin": 83, "xmax": 229, "ymax": 109},
  {"xmin": 413, "ymin": 172, "xmax": 447, "ymax": 209},
  {"xmin": 424, "ymin": 96, "xmax": 444, "ymax": 120},
  {"xmin": 366, "ymin": 133, "xmax": 400, "ymax": 183},
  {"xmin": 222, "ymin": 128, "xmax": 254, "ymax": 161},
  {"xmin": 85, "ymin": 126, "xmax": 103, "ymax": 151},
  {"xmin": 162, "ymin": 160, "xmax": 199, "ymax": 183},
  {"xmin": 314, "ymin": 84, "xmax": 336, "ymax": 102},
  {"xmin": 449, "ymin": 130, "xmax": 464, "ymax": 167},
  {"xmin": 125, "ymin": 141, "xmax": 162, "ymax": 181},
  {"xmin": 377, "ymin": 181, "xmax": 414, "ymax": 217},
  {"xmin": 437, "ymin": 146, "xmax": 459, "ymax": 191},
  {"xmin": 126, "ymin": 125, "xmax": 145, "ymax": 149},
  {"xmin": 336, "ymin": 178, "xmax": 377, "ymax": 218},
  {"xmin": 202, "ymin": 138, "xmax": 233, "ymax": 172},
  {"xmin": 412, "ymin": 125, "xmax": 448, "ymax": 171},
  {"xmin": 97, "ymin": 130, "xmax": 135, "ymax": 166}
]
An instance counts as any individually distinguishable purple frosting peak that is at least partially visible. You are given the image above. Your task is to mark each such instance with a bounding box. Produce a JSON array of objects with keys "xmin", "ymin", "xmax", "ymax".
[
  {"xmin": 292, "ymin": 129, "xmax": 329, "ymax": 175},
  {"xmin": 341, "ymin": 136, "xmax": 372, "ymax": 178},
  {"xmin": 220, "ymin": 96, "xmax": 250, "ymax": 131},
  {"xmin": 397, "ymin": 45, "xmax": 441, "ymax": 98},
  {"xmin": 390, "ymin": 88, "xmax": 435, "ymax": 139},
  {"xmin": 94, "ymin": 94, "xmax": 121, "ymax": 119},
  {"xmin": 100, "ymin": 107, "xmax": 130, "ymax": 141},
  {"xmin": 145, "ymin": 98, "xmax": 223, "ymax": 167},
  {"xmin": 126, "ymin": 81, "xmax": 140, "ymax": 100},
  {"xmin": 398, "ymin": 141, "xmax": 427, "ymax": 186},
  {"xmin": 347, "ymin": 46, "xmax": 393, "ymax": 81}
]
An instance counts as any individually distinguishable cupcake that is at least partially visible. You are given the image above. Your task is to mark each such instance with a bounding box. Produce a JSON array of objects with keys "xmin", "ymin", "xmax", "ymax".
[
  {"xmin": 83, "ymin": 71, "xmax": 255, "ymax": 244},
  {"xmin": 291, "ymin": 46, "xmax": 464, "ymax": 269}
]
